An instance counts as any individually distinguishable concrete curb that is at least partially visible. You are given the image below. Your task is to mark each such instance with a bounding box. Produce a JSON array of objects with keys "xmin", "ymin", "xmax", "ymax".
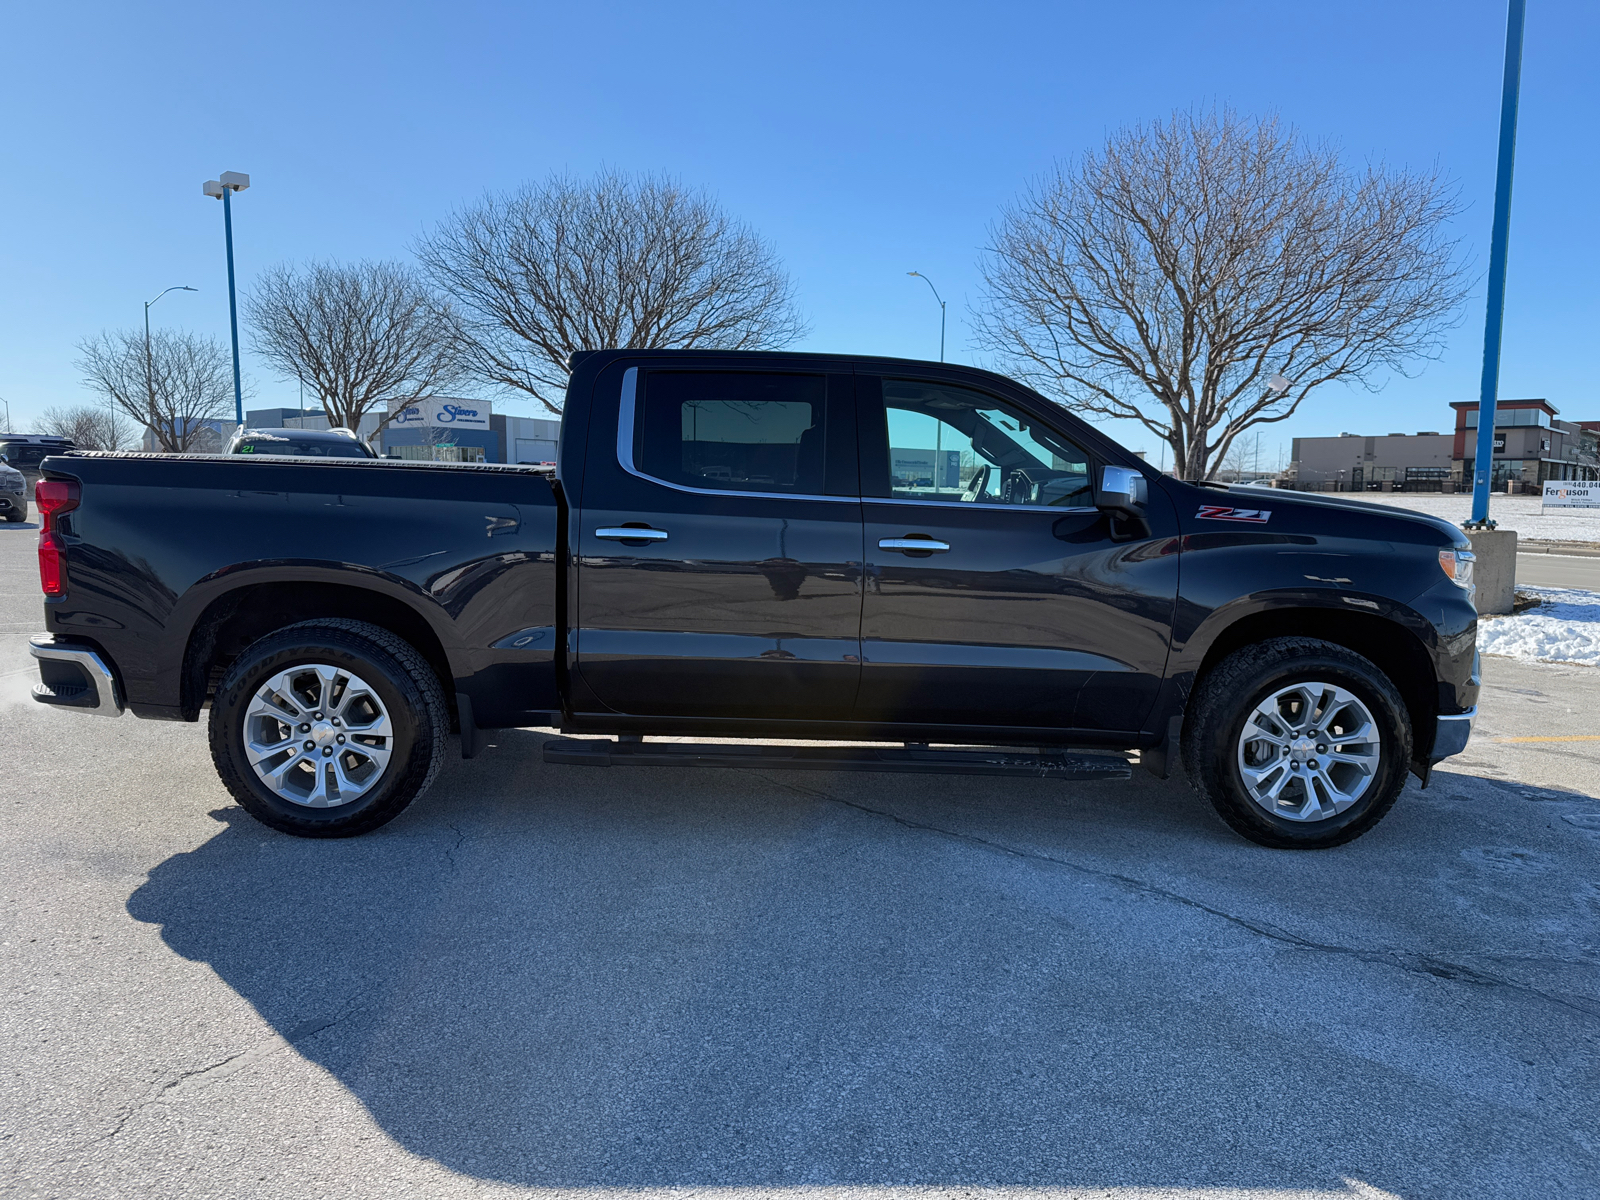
[{"xmin": 1519, "ymin": 539, "xmax": 1600, "ymax": 558}]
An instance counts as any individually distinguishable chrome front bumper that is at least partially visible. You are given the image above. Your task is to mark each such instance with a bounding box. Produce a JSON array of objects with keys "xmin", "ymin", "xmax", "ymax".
[
  {"xmin": 1431, "ymin": 706, "xmax": 1476, "ymax": 762},
  {"xmin": 29, "ymin": 636, "xmax": 125, "ymax": 717}
]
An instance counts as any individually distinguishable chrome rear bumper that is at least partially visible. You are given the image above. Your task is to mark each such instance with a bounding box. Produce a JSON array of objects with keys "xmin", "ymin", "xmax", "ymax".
[{"xmin": 29, "ymin": 635, "xmax": 125, "ymax": 717}]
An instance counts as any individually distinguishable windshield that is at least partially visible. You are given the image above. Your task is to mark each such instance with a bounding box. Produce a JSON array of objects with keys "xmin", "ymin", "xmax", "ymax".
[{"xmin": 234, "ymin": 437, "xmax": 373, "ymax": 458}]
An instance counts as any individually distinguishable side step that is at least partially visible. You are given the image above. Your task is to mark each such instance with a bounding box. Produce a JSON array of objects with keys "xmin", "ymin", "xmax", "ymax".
[{"xmin": 541, "ymin": 738, "xmax": 1131, "ymax": 780}]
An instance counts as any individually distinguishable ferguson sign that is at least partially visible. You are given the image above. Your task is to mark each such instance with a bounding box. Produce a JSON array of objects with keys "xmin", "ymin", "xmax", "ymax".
[
  {"xmin": 1542, "ymin": 481, "xmax": 1600, "ymax": 509},
  {"xmin": 388, "ymin": 397, "xmax": 492, "ymax": 430}
]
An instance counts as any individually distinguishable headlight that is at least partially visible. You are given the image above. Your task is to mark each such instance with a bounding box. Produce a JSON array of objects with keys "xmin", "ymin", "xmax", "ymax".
[{"xmin": 1439, "ymin": 548, "xmax": 1475, "ymax": 591}]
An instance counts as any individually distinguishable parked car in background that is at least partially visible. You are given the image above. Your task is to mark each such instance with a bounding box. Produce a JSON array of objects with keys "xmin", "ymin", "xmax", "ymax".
[
  {"xmin": 227, "ymin": 427, "xmax": 377, "ymax": 458},
  {"xmin": 1, "ymin": 435, "xmax": 77, "ymax": 485},
  {"xmin": 0, "ymin": 456, "xmax": 28, "ymax": 522}
]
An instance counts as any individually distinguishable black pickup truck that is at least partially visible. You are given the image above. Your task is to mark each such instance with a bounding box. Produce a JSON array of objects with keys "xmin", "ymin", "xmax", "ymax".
[{"xmin": 28, "ymin": 349, "xmax": 1479, "ymax": 848}]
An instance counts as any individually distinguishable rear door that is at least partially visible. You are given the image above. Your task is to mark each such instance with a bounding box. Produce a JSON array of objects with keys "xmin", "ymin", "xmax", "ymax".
[
  {"xmin": 574, "ymin": 359, "xmax": 863, "ymax": 720},
  {"xmin": 854, "ymin": 372, "xmax": 1179, "ymax": 734}
]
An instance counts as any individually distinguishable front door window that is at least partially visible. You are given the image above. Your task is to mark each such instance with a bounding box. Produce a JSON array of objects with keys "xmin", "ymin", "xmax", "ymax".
[{"xmin": 883, "ymin": 380, "xmax": 1092, "ymax": 509}]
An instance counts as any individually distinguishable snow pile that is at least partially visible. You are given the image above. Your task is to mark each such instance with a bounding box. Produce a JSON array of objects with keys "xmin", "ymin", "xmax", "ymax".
[
  {"xmin": 1307, "ymin": 493, "xmax": 1600, "ymax": 544},
  {"xmin": 1478, "ymin": 587, "xmax": 1600, "ymax": 667}
]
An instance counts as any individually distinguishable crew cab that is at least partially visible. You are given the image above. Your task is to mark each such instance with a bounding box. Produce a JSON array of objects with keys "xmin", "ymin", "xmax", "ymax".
[{"xmin": 26, "ymin": 350, "xmax": 1479, "ymax": 848}]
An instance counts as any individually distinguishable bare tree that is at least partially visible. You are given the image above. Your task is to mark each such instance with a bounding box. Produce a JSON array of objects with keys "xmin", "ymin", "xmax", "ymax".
[
  {"xmin": 975, "ymin": 109, "xmax": 1469, "ymax": 480},
  {"xmin": 76, "ymin": 329, "xmax": 236, "ymax": 453},
  {"xmin": 245, "ymin": 260, "xmax": 465, "ymax": 441},
  {"xmin": 39, "ymin": 404, "xmax": 136, "ymax": 451},
  {"xmin": 417, "ymin": 171, "xmax": 808, "ymax": 414}
]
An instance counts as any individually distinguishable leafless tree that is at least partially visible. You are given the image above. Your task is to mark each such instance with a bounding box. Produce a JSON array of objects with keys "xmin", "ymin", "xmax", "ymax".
[
  {"xmin": 245, "ymin": 260, "xmax": 465, "ymax": 440},
  {"xmin": 975, "ymin": 109, "xmax": 1469, "ymax": 480},
  {"xmin": 417, "ymin": 171, "xmax": 808, "ymax": 414},
  {"xmin": 76, "ymin": 329, "xmax": 237, "ymax": 453},
  {"xmin": 39, "ymin": 404, "xmax": 136, "ymax": 451}
]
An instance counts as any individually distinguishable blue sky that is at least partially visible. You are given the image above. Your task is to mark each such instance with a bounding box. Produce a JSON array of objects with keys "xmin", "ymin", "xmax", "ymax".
[{"xmin": 2, "ymin": 1, "xmax": 1596, "ymax": 463}]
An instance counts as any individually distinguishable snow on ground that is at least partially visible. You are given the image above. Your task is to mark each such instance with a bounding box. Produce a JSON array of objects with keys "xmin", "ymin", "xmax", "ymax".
[
  {"xmin": 1304, "ymin": 492, "xmax": 1600, "ymax": 543},
  {"xmin": 1478, "ymin": 586, "xmax": 1600, "ymax": 668}
]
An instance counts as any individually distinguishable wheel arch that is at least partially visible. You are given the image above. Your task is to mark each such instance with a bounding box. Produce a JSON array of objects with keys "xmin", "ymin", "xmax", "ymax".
[
  {"xmin": 1187, "ymin": 604, "xmax": 1439, "ymax": 763},
  {"xmin": 180, "ymin": 580, "xmax": 455, "ymax": 722}
]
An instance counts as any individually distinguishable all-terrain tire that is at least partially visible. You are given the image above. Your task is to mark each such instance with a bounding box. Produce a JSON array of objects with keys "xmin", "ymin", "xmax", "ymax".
[
  {"xmin": 208, "ymin": 619, "xmax": 448, "ymax": 837},
  {"xmin": 1181, "ymin": 637, "xmax": 1412, "ymax": 850}
]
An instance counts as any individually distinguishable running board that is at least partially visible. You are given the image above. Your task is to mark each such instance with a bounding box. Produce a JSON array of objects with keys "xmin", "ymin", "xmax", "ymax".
[{"xmin": 541, "ymin": 738, "xmax": 1131, "ymax": 780}]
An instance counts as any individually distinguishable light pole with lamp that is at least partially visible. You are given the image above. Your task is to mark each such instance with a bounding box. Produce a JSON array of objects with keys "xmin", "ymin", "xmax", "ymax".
[
  {"xmin": 907, "ymin": 271, "xmax": 946, "ymax": 362},
  {"xmin": 140, "ymin": 285, "xmax": 196, "ymax": 450},
  {"xmin": 203, "ymin": 172, "xmax": 250, "ymax": 426}
]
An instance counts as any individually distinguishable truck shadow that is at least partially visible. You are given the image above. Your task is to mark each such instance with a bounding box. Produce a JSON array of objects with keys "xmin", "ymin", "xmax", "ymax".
[{"xmin": 123, "ymin": 729, "xmax": 1557, "ymax": 1193}]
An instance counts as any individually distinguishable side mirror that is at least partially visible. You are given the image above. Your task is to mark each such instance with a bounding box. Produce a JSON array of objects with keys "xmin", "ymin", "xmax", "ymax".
[{"xmin": 1097, "ymin": 465, "xmax": 1148, "ymax": 519}]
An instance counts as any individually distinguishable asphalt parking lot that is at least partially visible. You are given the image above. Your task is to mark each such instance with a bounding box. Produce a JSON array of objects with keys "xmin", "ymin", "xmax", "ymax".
[{"xmin": 2, "ymin": 514, "xmax": 1598, "ymax": 1200}]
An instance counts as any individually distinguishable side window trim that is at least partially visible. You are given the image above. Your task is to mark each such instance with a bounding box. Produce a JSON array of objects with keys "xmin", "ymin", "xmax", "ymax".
[{"xmin": 614, "ymin": 366, "xmax": 856, "ymax": 504}]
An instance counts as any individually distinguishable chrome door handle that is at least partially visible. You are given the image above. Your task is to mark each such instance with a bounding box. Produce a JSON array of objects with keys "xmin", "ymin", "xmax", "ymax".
[
  {"xmin": 879, "ymin": 537, "xmax": 950, "ymax": 553},
  {"xmin": 596, "ymin": 527, "xmax": 668, "ymax": 542}
]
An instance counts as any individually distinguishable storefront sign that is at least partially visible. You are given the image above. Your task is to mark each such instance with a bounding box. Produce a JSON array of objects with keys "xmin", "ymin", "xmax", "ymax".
[
  {"xmin": 388, "ymin": 398, "xmax": 491, "ymax": 430},
  {"xmin": 1542, "ymin": 482, "xmax": 1600, "ymax": 509}
]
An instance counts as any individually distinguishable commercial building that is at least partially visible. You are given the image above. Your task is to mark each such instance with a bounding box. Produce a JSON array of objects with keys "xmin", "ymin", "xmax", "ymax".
[
  {"xmin": 1450, "ymin": 399, "xmax": 1599, "ymax": 489},
  {"xmin": 493, "ymin": 413, "xmax": 560, "ymax": 464},
  {"xmin": 1282, "ymin": 398, "xmax": 1599, "ymax": 493},
  {"xmin": 1285, "ymin": 431, "xmax": 1455, "ymax": 492},
  {"xmin": 242, "ymin": 400, "xmax": 561, "ymax": 465},
  {"xmin": 379, "ymin": 397, "xmax": 498, "ymax": 462}
]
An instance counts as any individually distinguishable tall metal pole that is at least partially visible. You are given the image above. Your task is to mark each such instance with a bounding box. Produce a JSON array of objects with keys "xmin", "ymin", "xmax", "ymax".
[
  {"xmin": 1469, "ymin": 0, "xmax": 1527, "ymax": 527},
  {"xmin": 222, "ymin": 187, "xmax": 244, "ymax": 425},
  {"xmin": 908, "ymin": 271, "xmax": 947, "ymax": 362}
]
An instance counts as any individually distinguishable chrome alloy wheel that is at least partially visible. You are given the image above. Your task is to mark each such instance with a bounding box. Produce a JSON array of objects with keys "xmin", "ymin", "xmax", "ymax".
[
  {"xmin": 242, "ymin": 664, "xmax": 394, "ymax": 808},
  {"xmin": 1235, "ymin": 682, "xmax": 1381, "ymax": 822}
]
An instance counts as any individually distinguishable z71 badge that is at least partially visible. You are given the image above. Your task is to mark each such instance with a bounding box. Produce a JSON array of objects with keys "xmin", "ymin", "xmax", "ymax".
[{"xmin": 1196, "ymin": 504, "xmax": 1272, "ymax": 523}]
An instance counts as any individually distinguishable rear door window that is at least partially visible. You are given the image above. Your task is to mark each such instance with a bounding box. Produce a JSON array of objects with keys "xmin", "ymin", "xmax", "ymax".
[{"xmin": 632, "ymin": 371, "xmax": 831, "ymax": 496}]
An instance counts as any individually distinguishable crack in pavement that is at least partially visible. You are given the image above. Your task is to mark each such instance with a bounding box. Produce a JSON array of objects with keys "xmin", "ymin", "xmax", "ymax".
[
  {"xmin": 98, "ymin": 1009, "xmax": 354, "ymax": 1143},
  {"xmin": 767, "ymin": 776, "xmax": 1600, "ymax": 1022}
]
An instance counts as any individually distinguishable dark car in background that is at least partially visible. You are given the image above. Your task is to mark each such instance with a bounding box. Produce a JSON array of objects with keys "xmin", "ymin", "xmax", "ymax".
[
  {"xmin": 227, "ymin": 427, "xmax": 377, "ymax": 458},
  {"xmin": 1, "ymin": 436, "xmax": 76, "ymax": 522},
  {"xmin": 1, "ymin": 435, "xmax": 77, "ymax": 480},
  {"xmin": 0, "ymin": 457, "xmax": 28, "ymax": 522}
]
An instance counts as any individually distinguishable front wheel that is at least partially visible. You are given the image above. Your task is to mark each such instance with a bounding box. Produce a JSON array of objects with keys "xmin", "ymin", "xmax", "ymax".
[
  {"xmin": 1181, "ymin": 638, "xmax": 1412, "ymax": 849},
  {"xmin": 208, "ymin": 619, "xmax": 448, "ymax": 837}
]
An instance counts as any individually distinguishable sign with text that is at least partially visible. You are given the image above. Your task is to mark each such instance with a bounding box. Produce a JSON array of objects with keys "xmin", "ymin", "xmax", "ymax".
[
  {"xmin": 1542, "ymin": 481, "xmax": 1600, "ymax": 509},
  {"xmin": 387, "ymin": 397, "xmax": 491, "ymax": 430}
]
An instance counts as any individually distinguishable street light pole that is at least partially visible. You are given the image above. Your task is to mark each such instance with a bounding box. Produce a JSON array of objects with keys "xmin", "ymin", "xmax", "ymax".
[
  {"xmin": 907, "ymin": 271, "xmax": 946, "ymax": 362},
  {"xmin": 143, "ymin": 285, "xmax": 197, "ymax": 400},
  {"xmin": 204, "ymin": 172, "xmax": 251, "ymax": 427},
  {"xmin": 142, "ymin": 285, "xmax": 196, "ymax": 445},
  {"xmin": 1468, "ymin": 0, "xmax": 1527, "ymax": 528}
]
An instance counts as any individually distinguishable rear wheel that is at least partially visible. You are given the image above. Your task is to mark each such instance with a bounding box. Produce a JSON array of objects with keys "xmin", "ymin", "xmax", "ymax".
[
  {"xmin": 208, "ymin": 619, "xmax": 448, "ymax": 837},
  {"xmin": 1182, "ymin": 638, "xmax": 1412, "ymax": 849}
]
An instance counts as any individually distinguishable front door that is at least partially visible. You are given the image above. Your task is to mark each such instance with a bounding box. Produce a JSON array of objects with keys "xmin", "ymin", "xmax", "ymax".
[
  {"xmin": 854, "ymin": 373, "xmax": 1179, "ymax": 735},
  {"xmin": 575, "ymin": 361, "xmax": 863, "ymax": 720}
]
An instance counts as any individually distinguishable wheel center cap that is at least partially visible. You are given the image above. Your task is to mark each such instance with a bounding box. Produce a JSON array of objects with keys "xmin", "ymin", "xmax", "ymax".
[
  {"xmin": 312, "ymin": 721, "xmax": 338, "ymax": 748},
  {"xmin": 1289, "ymin": 735, "xmax": 1317, "ymax": 763}
]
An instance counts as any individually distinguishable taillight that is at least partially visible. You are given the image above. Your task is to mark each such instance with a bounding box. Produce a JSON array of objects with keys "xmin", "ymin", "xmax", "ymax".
[
  {"xmin": 39, "ymin": 533, "xmax": 64, "ymax": 596},
  {"xmin": 35, "ymin": 479, "xmax": 79, "ymax": 597},
  {"xmin": 35, "ymin": 479, "xmax": 79, "ymax": 531}
]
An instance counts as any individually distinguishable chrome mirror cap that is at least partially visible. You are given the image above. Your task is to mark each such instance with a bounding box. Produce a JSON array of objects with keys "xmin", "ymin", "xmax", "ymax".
[{"xmin": 1098, "ymin": 465, "xmax": 1148, "ymax": 518}]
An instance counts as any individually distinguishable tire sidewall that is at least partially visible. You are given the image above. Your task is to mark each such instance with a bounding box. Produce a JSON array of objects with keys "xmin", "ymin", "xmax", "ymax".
[
  {"xmin": 211, "ymin": 634, "xmax": 428, "ymax": 834},
  {"xmin": 1205, "ymin": 652, "xmax": 1410, "ymax": 847}
]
